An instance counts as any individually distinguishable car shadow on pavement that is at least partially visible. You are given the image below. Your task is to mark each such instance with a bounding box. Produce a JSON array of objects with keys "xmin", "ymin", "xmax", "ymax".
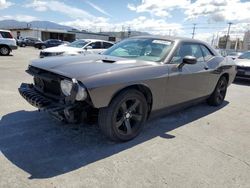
[{"xmin": 0, "ymin": 101, "xmax": 228, "ymax": 179}]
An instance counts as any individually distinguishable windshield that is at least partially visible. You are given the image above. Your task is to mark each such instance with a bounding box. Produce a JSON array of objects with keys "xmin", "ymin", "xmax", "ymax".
[
  {"xmin": 238, "ymin": 52, "xmax": 250, "ymax": 59},
  {"xmin": 103, "ymin": 38, "xmax": 174, "ymax": 62},
  {"xmin": 68, "ymin": 40, "xmax": 89, "ymax": 48}
]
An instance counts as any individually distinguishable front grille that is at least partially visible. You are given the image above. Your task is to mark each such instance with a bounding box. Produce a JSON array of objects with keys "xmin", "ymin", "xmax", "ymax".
[
  {"xmin": 236, "ymin": 65, "xmax": 250, "ymax": 78},
  {"xmin": 27, "ymin": 66, "xmax": 65, "ymax": 98},
  {"xmin": 34, "ymin": 77, "xmax": 61, "ymax": 96},
  {"xmin": 237, "ymin": 66, "xmax": 250, "ymax": 71},
  {"xmin": 40, "ymin": 52, "xmax": 51, "ymax": 57},
  {"xmin": 40, "ymin": 51, "xmax": 63, "ymax": 57}
]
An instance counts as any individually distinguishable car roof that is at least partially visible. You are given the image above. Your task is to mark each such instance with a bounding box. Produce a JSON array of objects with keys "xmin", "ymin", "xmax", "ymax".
[
  {"xmin": 130, "ymin": 35, "xmax": 208, "ymax": 44},
  {"xmin": 77, "ymin": 39, "xmax": 113, "ymax": 43},
  {"xmin": 0, "ymin": 29, "xmax": 11, "ymax": 32}
]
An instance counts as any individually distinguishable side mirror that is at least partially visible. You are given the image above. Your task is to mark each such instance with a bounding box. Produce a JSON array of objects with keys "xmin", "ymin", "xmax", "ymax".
[
  {"xmin": 84, "ymin": 46, "xmax": 92, "ymax": 50},
  {"xmin": 178, "ymin": 56, "xmax": 197, "ymax": 69},
  {"xmin": 183, "ymin": 56, "xmax": 197, "ymax": 64}
]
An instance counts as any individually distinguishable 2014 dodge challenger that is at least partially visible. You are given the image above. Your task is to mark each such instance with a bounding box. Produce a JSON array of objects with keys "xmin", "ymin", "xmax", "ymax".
[{"xmin": 19, "ymin": 36, "xmax": 236, "ymax": 141}]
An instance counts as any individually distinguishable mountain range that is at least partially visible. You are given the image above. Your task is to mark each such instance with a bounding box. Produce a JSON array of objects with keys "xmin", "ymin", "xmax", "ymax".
[
  {"xmin": 0, "ymin": 20, "xmax": 74, "ymax": 30},
  {"xmin": 0, "ymin": 20, "xmax": 151, "ymax": 37}
]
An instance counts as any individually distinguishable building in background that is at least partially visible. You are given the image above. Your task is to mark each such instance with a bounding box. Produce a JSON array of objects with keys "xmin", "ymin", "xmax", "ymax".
[
  {"xmin": 218, "ymin": 35, "xmax": 243, "ymax": 51},
  {"xmin": 218, "ymin": 35, "xmax": 227, "ymax": 49},
  {"xmin": 9, "ymin": 27, "xmax": 112, "ymax": 42},
  {"xmin": 243, "ymin": 31, "xmax": 250, "ymax": 51},
  {"xmin": 11, "ymin": 28, "xmax": 75, "ymax": 41},
  {"xmin": 69, "ymin": 30, "xmax": 110, "ymax": 41}
]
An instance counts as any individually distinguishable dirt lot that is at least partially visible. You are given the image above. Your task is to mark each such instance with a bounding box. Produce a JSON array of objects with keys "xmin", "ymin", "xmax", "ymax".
[{"xmin": 0, "ymin": 47, "xmax": 250, "ymax": 188}]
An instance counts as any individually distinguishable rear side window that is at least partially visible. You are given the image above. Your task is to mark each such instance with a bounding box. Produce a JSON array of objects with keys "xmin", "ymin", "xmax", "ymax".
[
  {"xmin": 103, "ymin": 42, "xmax": 113, "ymax": 49},
  {"xmin": 0, "ymin": 31, "xmax": 13, "ymax": 39},
  {"xmin": 171, "ymin": 43, "xmax": 204, "ymax": 64},
  {"xmin": 200, "ymin": 45, "xmax": 213, "ymax": 61},
  {"xmin": 88, "ymin": 42, "xmax": 102, "ymax": 49}
]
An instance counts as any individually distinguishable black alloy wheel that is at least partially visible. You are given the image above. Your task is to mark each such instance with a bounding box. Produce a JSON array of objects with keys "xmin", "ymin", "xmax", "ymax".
[
  {"xmin": 207, "ymin": 76, "xmax": 228, "ymax": 106},
  {"xmin": 99, "ymin": 89, "xmax": 148, "ymax": 141},
  {"xmin": 115, "ymin": 98, "xmax": 144, "ymax": 136}
]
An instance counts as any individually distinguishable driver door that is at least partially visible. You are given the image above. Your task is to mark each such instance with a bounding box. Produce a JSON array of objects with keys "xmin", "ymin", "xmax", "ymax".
[
  {"xmin": 166, "ymin": 43, "xmax": 211, "ymax": 106},
  {"xmin": 86, "ymin": 42, "xmax": 103, "ymax": 54}
]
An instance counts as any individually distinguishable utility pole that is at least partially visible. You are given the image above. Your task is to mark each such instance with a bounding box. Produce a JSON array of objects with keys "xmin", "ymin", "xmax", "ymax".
[
  {"xmin": 191, "ymin": 24, "xmax": 196, "ymax": 39},
  {"xmin": 225, "ymin": 22, "xmax": 232, "ymax": 49},
  {"xmin": 121, "ymin": 25, "xmax": 125, "ymax": 39},
  {"xmin": 211, "ymin": 34, "xmax": 215, "ymax": 46},
  {"xmin": 169, "ymin": 29, "xmax": 172, "ymax": 36}
]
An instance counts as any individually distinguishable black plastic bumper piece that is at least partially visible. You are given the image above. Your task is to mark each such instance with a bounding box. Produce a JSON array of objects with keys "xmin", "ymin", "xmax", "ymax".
[
  {"xmin": 18, "ymin": 83, "xmax": 53, "ymax": 109},
  {"xmin": 18, "ymin": 83, "xmax": 83, "ymax": 123}
]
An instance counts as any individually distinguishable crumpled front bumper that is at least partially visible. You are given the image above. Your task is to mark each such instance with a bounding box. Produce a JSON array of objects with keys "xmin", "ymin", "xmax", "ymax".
[
  {"xmin": 18, "ymin": 83, "xmax": 81, "ymax": 122},
  {"xmin": 18, "ymin": 83, "xmax": 53, "ymax": 109}
]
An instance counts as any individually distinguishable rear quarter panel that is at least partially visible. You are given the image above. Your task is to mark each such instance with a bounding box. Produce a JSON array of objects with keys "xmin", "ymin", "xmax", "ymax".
[{"xmin": 208, "ymin": 56, "xmax": 236, "ymax": 89}]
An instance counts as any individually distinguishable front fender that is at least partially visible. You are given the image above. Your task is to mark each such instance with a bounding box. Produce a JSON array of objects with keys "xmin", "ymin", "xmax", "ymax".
[
  {"xmin": 82, "ymin": 64, "xmax": 169, "ymax": 109},
  {"xmin": 87, "ymin": 82, "xmax": 152, "ymax": 109}
]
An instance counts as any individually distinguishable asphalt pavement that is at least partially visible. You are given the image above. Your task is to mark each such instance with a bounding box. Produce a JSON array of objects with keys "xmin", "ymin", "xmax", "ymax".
[{"xmin": 0, "ymin": 47, "xmax": 249, "ymax": 188}]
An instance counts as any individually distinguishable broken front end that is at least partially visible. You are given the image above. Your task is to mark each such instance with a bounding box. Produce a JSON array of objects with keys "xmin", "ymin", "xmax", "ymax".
[{"xmin": 18, "ymin": 66, "xmax": 93, "ymax": 123}]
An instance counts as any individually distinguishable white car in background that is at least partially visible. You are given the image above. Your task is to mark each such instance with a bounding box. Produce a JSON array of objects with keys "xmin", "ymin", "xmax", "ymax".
[
  {"xmin": 235, "ymin": 51, "xmax": 250, "ymax": 80},
  {"xmin": 0, "ymin": 30, "xmax": 17, "ymax": 56},
  {"xmin": 39, "ymin": 39, "xmax": 114, "ymax": 58}
]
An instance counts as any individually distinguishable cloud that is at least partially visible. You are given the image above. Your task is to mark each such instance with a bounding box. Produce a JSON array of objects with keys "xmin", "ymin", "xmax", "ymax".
[
  {"xmin": 0, "ymin": 15, "xmax": 37, "ymax": 22},
  {"xmin": 85, "ymin": 1, "xmax": 111, "ymax": 17},
  {"xmin": 0, "ymin": 0, "xmax": 13, "ymax": 9},
  {"xmin": 128, "ymin": 0, "xmax": 250, "ymax": 23},
  {"xmin": 185, "ymin": 0, "xmax": 250, "ymax": 22},
  {"xmin": 25, "ymin": 0, "xmax": 93, "ymax": 19},
  {"xmin": 61, "ymin": 16, "xmax": 183, "ymax": 36},
  {"xmin": 120, "ymin": 16, "xmax": 183, "ymax": 35},
  {"xmin": 60, "ymin": 17, "xmax": 112, "ymax": 32},
  {"xmin": 128, "ymin": 0, "xmax": 191, "ymax": 17}
]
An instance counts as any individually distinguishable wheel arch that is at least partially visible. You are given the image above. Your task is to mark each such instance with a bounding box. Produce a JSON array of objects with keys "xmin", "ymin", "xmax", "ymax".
[
  {"xmin": 109, "ymin": 84, "xmax": 153, "ymax": 118},
  {"xmin": 221, "ymin": 73, "xmax": 229, "ymax": 82},
  {"xmin": 0, "ymin": 44, "xmax": 11, "ymax": 50}
]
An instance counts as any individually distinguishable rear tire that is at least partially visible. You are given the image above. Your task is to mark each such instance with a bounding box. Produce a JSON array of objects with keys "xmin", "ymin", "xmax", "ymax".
[
  {"xmin": 0, "ymin": 46, "xmax": 10, "ymax": 56},
  {"xmin": 98, "ymin": 89, "xmax": 148, "ymax": 142},
  {"xmin": 207, "ymin": 76, "xmax": 228, "ymax": 106}
]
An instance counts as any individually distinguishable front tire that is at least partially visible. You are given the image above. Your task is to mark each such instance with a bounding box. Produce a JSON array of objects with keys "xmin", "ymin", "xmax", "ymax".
[
  {"xmin": 98, "ymin": 89, "xmax": 148, "ymax": 142},
  {"xmin": 0, "ymin": 46, "xmax": 10, "ymax": 56},
  {"xmin": 207, "ymin": 76, "xmax": 228, "ymax": 106}
]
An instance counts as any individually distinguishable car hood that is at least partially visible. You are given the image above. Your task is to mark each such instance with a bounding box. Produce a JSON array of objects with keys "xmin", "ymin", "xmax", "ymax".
[
  {"xmin": 41, "ymin": 46, "xmax": 83, "ymax": 53},
  {"xmin": 31, "ymin": 55, "xmax": 158, "ymax": 80},
  {"xmin": 235, "ymin": 58, "xmax": 250, "ymax": 67}
]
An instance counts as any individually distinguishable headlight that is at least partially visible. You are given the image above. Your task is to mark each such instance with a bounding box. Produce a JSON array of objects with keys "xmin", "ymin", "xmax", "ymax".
[
  {"xmin": 60, "ymin": 79, "xmax": 72, "ymax": 96},
  {"xmin": 60, "ymin": 79, "xmax": 87, "ymax": 101}
]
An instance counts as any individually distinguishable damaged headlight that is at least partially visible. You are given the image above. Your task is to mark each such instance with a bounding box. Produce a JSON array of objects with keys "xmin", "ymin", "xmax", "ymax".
[{"xmin": 60, "ymin": 79, "xmax": 87, "ymax": 101}]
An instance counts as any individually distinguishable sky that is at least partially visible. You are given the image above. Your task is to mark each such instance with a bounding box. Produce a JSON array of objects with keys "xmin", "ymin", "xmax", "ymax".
[{"xmin": 1, "ymin": 0, "xmax": 250, "ymax": 42}]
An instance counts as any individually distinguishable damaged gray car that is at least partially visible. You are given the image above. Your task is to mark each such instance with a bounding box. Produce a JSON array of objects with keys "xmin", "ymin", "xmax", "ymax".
[{"xmin": 19, "ymin": 36, "xmax": 236, "ymax": 141}]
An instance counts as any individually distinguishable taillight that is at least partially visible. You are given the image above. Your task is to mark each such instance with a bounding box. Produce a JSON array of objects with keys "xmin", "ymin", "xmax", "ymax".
[{"xmin": 9, "ymin": 32, "xmax": 14, "ymax": 39}]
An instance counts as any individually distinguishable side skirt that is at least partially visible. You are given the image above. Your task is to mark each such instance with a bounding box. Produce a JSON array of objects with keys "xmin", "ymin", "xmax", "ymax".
[{"xmin": 149, "ymin": 96, "xmax": 209, "ymax": 120}]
